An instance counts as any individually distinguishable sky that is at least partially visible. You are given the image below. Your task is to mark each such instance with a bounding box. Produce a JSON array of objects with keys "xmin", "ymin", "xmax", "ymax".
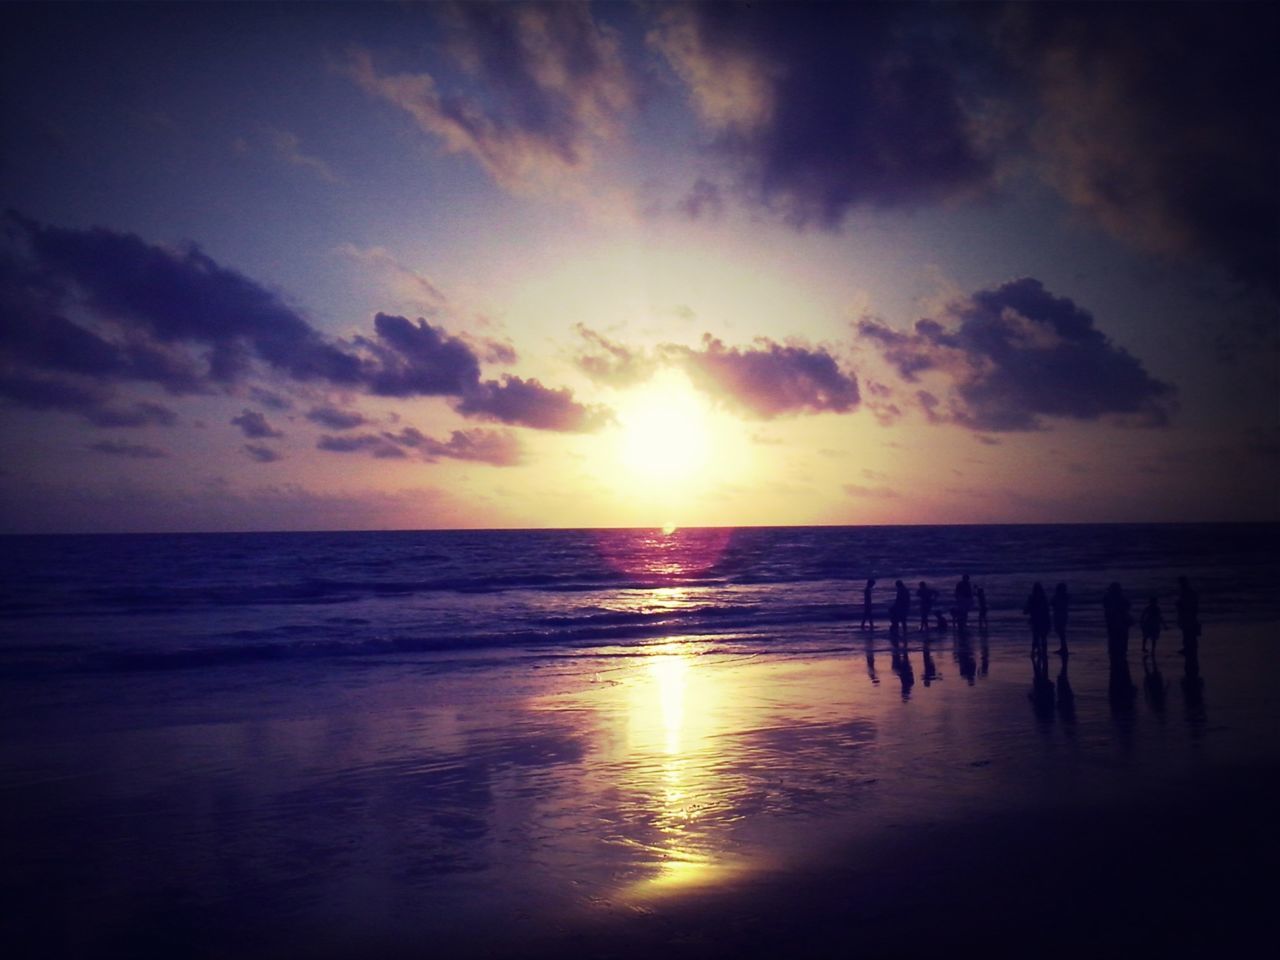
[{"xmin": 1, "ymin": 1, "xmax": 1276, "ymax": 533}]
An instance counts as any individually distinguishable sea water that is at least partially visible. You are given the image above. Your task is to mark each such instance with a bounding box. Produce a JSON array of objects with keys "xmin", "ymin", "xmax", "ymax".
[{"xmin": 1, "ymin": 524, "xmax": 1274, "ymax": 673}]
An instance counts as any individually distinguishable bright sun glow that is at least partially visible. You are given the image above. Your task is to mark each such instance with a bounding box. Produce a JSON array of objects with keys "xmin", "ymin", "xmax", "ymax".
[{"xmin": 615, "ymin": 369, "xmax": 712, "ymax": 486}]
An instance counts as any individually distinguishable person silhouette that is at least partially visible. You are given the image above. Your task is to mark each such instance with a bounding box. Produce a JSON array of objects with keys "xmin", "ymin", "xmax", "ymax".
[
  {"xmin": 1023, "ymin": 582, "xmax": 1051, "ymax": 658},
  {"xmin": 1176, "ymin": 576, "xmax": 1200, "ymax": 656},
  {"xmin": 860, "ymin": 578, "xmax": 877, "ymax": 630},
  {"xmin": 976, "ymin": 587, "xmax": 989, "ymax": 629},
  {"xmin": 890, "ymin": 580, "xmax": 911, "ymax": 633},
  {"xmin": 1140, "ymin": 597, "xmax": 1167, "ymax": 656},
  {"xmin": 917, "ymin": 581, "xmax": 936, "ymax": 630},
  {"xmin": 1050, "ymin": 583, "xmax": 1070, "ymax": 655},
  {"xmin": 1103, "ymin": 582, "xmax": 1131, "ymax": 660},
  {"xmin": 954, "ymin": 574, "xmax": 973, "ymax": 631}
]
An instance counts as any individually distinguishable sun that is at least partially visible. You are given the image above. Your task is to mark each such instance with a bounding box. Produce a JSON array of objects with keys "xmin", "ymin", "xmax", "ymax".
[{"xmin": 614, "ymin": 369, "xmax": 712, "ymax": 488}]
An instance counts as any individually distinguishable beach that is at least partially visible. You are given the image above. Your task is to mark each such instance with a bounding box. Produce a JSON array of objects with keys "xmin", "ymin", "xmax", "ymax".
[{"xmin": 3, "ymin": 602, "xmax": 1276, "ymax": 958}]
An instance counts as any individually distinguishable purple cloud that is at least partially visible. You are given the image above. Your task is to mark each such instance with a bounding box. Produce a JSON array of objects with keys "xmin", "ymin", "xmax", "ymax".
[
  {"xmin": 1, "ymin": 213, "xmax": 610, "ymax": 434},
  {"xmin": 858, "ymin": 278, "xmax": 1175, "ymax": 431},
  {"xmin": 345, "ymin": 2, "xmax": 633, "ymax": 194},
  {"xmin": 663, "ymin": 335, "xmax": 859, "ymax": 419},
  {"xmin": 387, "ymin": 427, "xmax": 521, "ymax": 467},
  {"xmin": 243, "ymin": 444, "xmax": 284, "ymax": 463},
  {"xmin": 649, "ymin": 3, "xmax": 1000, "ymax": 228},
  {"xmin": 305, "ymin": 405, "xmax": 368, "ymax": 430},
  {"xmin": 230, "ymin": 409, "xmax": 284, "ymax": 439},
  {"xmin": 88, "ymin": 440, "xmax": 168, "ymax": 459},
  {"xmin": 455, "ymin": 375, "xmax": 613, "ymax": 432}
]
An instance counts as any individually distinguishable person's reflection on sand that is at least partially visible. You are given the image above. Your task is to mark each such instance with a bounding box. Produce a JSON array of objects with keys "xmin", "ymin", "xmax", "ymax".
[
  {"xmin": 978, "ymin": 624, "xmax": 990, "ymax": 678},
  {"xmin": 1029, "ymin": 645, "xmax": 1055, "ymax": 724},
  {"xmin": 864, "ymin": 633, "xmax": 879, "ymax": 686},
  {"xmin": 1181, "ymin": 645, "xmax": 1207, "ymax": 730},
  {"xmin": 1109, "ymin": 647, "xmax": 1137, "ymax": 718},
  {"xmin": 953, "ymin": 626, "xmax": 977, "ymax": 685},
  {"xmin": 921, "ymin": 637, "xmax": 939, "ymax": 687},
  {"xmin": 890, "ymin": 633, "xmax": 914, "ymax": 700},
  {"xmin": 1143, "ymin": 657, "xmax": 1167, "ymax": 717},
  {"xmin": 1056, "ymin": 654, "xmax": 1076, "ymax": 725}
]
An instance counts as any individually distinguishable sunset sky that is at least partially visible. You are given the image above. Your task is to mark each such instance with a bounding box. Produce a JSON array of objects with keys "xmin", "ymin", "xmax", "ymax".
[{"xmin": 1, "ymin": 1, "xmax": 1276, "ymax": 533}]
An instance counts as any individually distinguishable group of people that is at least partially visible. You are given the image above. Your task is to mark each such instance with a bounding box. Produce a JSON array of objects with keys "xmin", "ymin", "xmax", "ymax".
[
  {"xmin": 859, "ymin": 574, "xmax": 988, "ymax": 634},
  {"xmin": 1024, "ymin": 576, "xmax": 1200, "ymax": 660},
  {"xmin": 858, "ymin": 572, "xmax": 1204, "ymax": 663}
]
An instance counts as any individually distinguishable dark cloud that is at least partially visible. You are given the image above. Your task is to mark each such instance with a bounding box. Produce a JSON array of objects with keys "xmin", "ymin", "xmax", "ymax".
[
  {"xmin": 230, "ymin": 409, "xmax": 284, "ymax": 439},
  {"xmin": 858, "ymin": 278, "xmax": 1174, "ymax": 431},
  {"xmin": 249, "ymin": 387, "xmax": 292, "ymax": 411},
  {"xmin": 88, "ymin": 440, "xmax": 168, "ymax": 459},
  {"xmin": 649, "ymin": 3, "xmax": 1002, "ymax": 228},
  {"xmin": 316, "ymin": 433, "xmax": 407, "ymax": 459},
  {"xmin": 2, "ymin": 214, "xmax": 606, "ymax": 432},
  {"xmin": 243, "ymin": 444, "xmax": 284, "ymax": 463},
  {"xmin": 456, "ymin": 375, "xmax": 613, "ymax": 432},
  {"xmin": 355, "ymin": 313, "xmax": 481, "ymax": 397},
  {"xmin": 1003, "ymin": 3, "xmax": 1280, "ymax": 295},
  {"xmin": 305, "ymin": 405, "xmax": 368, "ymax": 430},
  {"xmin": 7, "ymin": 211, "xmax": 365, "ymax": 385},
  {"xmin": 663, "ymin": 335, "xmax": 859, "ymax": 419},
  {"xmin": 85, "ymin": 401, "xmax": 179, "ymax": 429},
  {"xmin": 345, "ymin": 1, "xmax": 633, "ymax": 194},
  {"xmin": 387, "ymin": 427, "xmax": 521, "ymax": 467}
]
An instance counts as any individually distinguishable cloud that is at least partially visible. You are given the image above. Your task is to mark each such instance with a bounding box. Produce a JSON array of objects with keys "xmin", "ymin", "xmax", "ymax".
[
  {"xmin": 344, "ymin": 1, "xmax": 633, "ymax": 195},
  {"xmin": 387, "ymin": 426, "xmax": 521, "ymax": 467},
  {"xmin": 243, "ymin": 444, "xmax": 284, "ymax": 463},
  {"xmin": 317, "ymin": 426, "xmax": 521, "ymax": 466},
  {"xmin": 857, "ymin": 277, "xmax": 1174, "ymax": 431},
  {"xmin": 230, "ymin": 409, "xmax": 284, "ymax": 439},
  {"xmin": 305, "ymin": 405, "xmax": 368, "ymax": 430},
  {"xmin": 336, "ymin": 243, "xmax": 447, "ymax": 310},
  {"xmin": 89, "ymin": 440, "xmax": 168, "ymax": 459},
  {"xmin": 573, "ymin": 324, "xmax": 657, "ymax": 387},
  {"xmin": 1004, "ymin": 3, "xmax": 1280, "ymax": 295},
  {"xmin": 648, "ymin": 3, "xmax": 1001, "ymax": 228},
  {"xmin": 574, "ymin": 325, "xmax": 859, "ymax": 419},
  {"xmin": 455, "ymin": 375, "xmax": 613, "ymax": 432},
  {"xmin": 663, "ymin": 335, "xmax": 859, "ymax": 419},
  {"xmin": 316, "ymin": 433, "xmax": 407, "ymax": 459},
  {"xmin": 5, "ymin": 211, "xmax": 364, "ymax": 386},
  {"xmin": 355, "ymin": 312, "xmax": 481, "ymax": 397},
  {"xmin": 2, "ymin": 214, "xmax": 604, "ymax": 432}
]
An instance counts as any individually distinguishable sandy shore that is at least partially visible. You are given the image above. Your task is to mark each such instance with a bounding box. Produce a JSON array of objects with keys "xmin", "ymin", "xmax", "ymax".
[{"xmin": 3, "ymin": 620, "xmax": 1277, "ymax": 958}]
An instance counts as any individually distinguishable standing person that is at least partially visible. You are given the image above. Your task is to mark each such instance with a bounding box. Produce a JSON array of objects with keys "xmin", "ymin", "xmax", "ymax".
[
  {"xmin": 954, "ymin": 574, "xmax": 974, "ymax": 630},
  {"xmin": 976, "ymin": 587, "xmax": 989, "ymax": 629},
  {"xmin": 1140, "ymin": 597, "xmax": 1167, "ymax": 655},
  {"xmin": 1176, "ymin": 576, "xmax": 1200, "ymax": 655},
  {"xmin": 1050, "ymin": 583, "xmax": 1070, "ymax": 655},
  {"xmin": 1103, "ymin": 583, "xmax": 1131, "ymax": 660},
  {"xmin": 917, "ymin": 581, "xmax": 935, "ymax": 630},
  {"xmin": 860, "ymin": 578, "xmax": 877, "ymax": 630},
  {"xmin": 1023, "ymin": 582, "xmax": 1051, "ymax": 658},
  {"xmin": 891, "ymin": 580, "xmax": 911, "ymax": 634}
]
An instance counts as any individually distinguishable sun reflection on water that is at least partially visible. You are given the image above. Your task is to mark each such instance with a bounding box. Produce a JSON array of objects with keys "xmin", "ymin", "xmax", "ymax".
[{"xmin": 619, "ymin": 648, "xmax": 743, "ymax": 897}]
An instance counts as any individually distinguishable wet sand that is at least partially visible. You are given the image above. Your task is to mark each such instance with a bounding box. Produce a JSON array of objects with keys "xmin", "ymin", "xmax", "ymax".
[{"xmin": 3, "ymin": 621, "xmax": 1277, "ymax": 958}]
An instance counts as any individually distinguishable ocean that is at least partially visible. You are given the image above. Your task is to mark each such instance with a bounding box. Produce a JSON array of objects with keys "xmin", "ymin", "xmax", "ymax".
[
  {"xmin": 1, "ymin": 523, "xmax": 1275, "ymax": 674},
  {"xmin": 2, "ymin": 523, "xmax": 1277, "ymax": 958}
]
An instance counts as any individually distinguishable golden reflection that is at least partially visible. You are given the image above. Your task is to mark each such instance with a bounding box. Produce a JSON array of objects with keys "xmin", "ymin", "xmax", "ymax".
[{"xmin": 620, "ymin": 648, "xmax": 743, "ymax": 897}]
